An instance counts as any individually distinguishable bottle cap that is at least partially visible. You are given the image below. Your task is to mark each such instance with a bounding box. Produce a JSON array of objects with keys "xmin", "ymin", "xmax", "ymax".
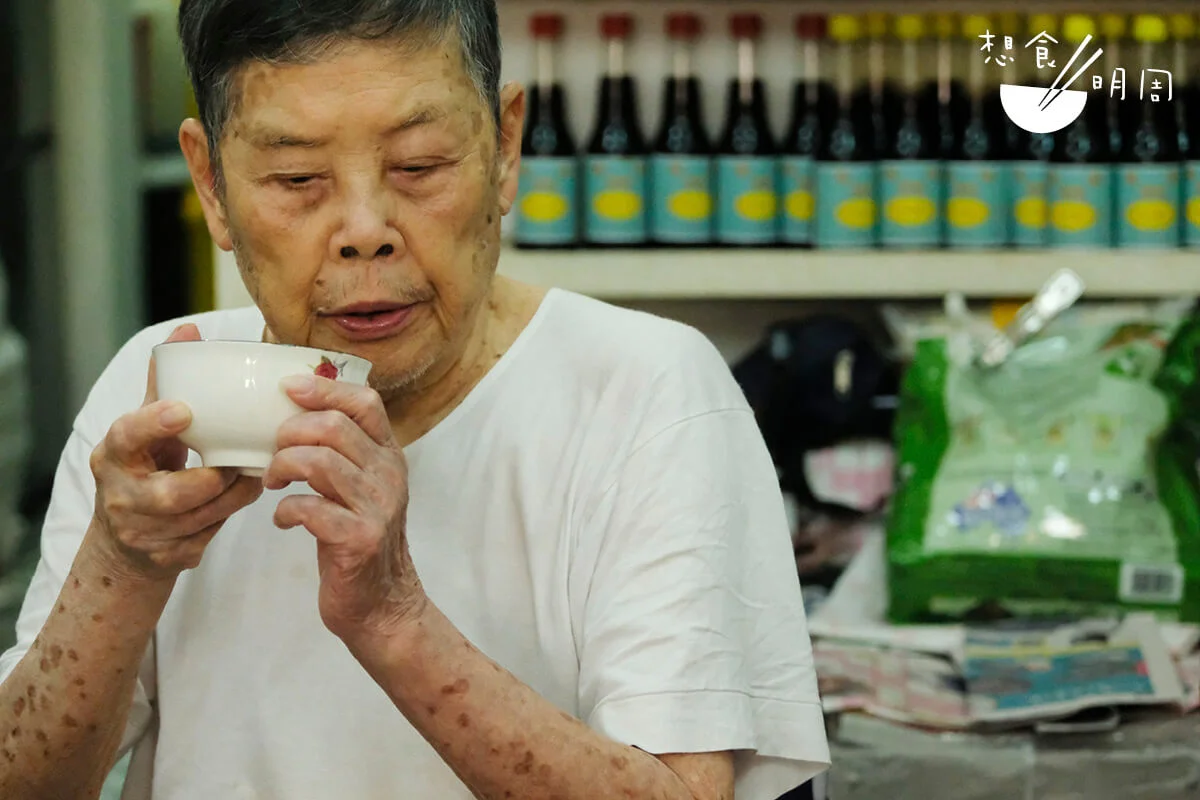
[
  {"xmin": 730, "ymin": 13, "xmax": 763, "ymax": 40},
  {"xmin": 865, "ymin": 13, "xmax": 889, "ymax": 39},
  {"xmin": 932, "ymin": 13, "xmax": 958, "ymax": 40},
  {"xmin": 1027, "ymin": 14, "xmax": 1059, "ymax": 38},
  {"xmin": 962, "ymin": 15, "xmax": 992, "ymax": 39},
  {"xmin": 530, "ymin": 14, "xmax": 564, "ymax": 40},
  {"xmin": 1132, "ymin": 14, "xmax": 1168, "ymax": 44},
  {"xmin": 666, "ymin": 13, "xmax": 702, "ymax": 41},
  {"xmin": 1062, "ymin": 14, "xmax": 1097, "ymax": 44},
  {"xmin": 829, "ymin": 15, "xmax": 862, "ymax": 43},
  {"xmin": 1168, "ymin": 13, "xmax": 1196, "ymax": 39},
  {"xmin": 1098, "ymin": 14, "xmax": 1127, "ymax": 39},
  {"xmin": 600, "ymin": 14, "xmax": 634, "ymax": 40},
  {"xmin": 895, "ymin": 14, "xmax": 926, "ymax": 41},
  {"xmin": 796, "ymin": 14, "xmax": 827, "ymax": 41}
]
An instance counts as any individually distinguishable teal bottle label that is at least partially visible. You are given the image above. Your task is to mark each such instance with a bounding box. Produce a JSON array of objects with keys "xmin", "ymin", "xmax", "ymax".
[
  {"xmin": 814, "ymin": 163, "xmax": 877, "ymax": 248},
  {"xmin": 1184, "ymin": 161, "xmax": 1200, "ymax": 248},
  {"xmin": 716, "ymin": 157, "xmax": 778, "ymax": 244},
  {"xmin": 1011, "ymin": 161, "xmax": 1050, "ymax": 248},
  {"xmin": 1049, "ymin": 164, "xmax": 1113, "ymax": 248},
  {"xmin": 946, "ymin": 162, "xmax": 1008, "ymax": 248},
  {"xmin": 880, "ymin": 160, "xmax": 941, "ymax": 247},
  {"xmin": 584, "ymin": 156, "xmax": 647, "ymax": 244},
  {"xmin": 1116, "ymin": 164, "xmax": 1180, "ymax": 249},
  {"xmin": 649, "ymin": 155, "xmax": 713, "ymax": 244},
  {"xmin": 781, "ymin": 156, "xmax": 816, "ymax": 245},
  {"xmin": 515, "ymin": 157, "xmax": 578, "ymax": 246}
]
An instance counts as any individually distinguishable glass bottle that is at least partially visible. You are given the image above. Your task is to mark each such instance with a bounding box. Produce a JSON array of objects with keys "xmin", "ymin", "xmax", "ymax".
[
  {"xmin": 715, "ymin": 13, "xmax": 778, "ymax": 247},
  {"xmin": 1174, "ymin": 13, "xmax": 1200, "ymax": 249},
  {"xmin": 1116, "ymin": 14, "xmax": 1181, "ymax": 249},
  {"xmin": 781, "ymin": 14, "xmax": 833, "ymax": 248},
  {"xmin": 584, "ymin": 14, "xmax": 648, "ymax": 247},
  {"xmin": 650, "ymin": 13, "xmax": 713, "ymax": 247},
  {"xmin": 1099, "ymin": 14, "xmax": 1129, "ymax": 166},
  {"xmin": 814, "ymin": 15, "xmax": 877, "ymax": 249},
  {"xmin": 1010, "ymin": 13, "xmax": 1059, "ymax": 248},
  {"xmin": 514, "ymin": 14, "xmax": 578, "ymax": 249},
  {"xmin": 854, "ymin": 13, "xmax": 900, "ymax": 169},
  {"xmin": 945, "ymin": 14, "xmax": 1009, "ymax": 249},
  {"xmin": 879, "ymin": 14, "xmax": 941, "ymax": 249},
  {"xmin": 925, "ymin": 13, "xmax": 966, "ymax": 163},
  {"xmin": 1049, "ymin": 14, "xmax": 1115, "ymax": 249}
]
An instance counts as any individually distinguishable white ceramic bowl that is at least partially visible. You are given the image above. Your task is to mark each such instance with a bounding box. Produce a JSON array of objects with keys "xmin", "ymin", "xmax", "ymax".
[{"xmin": 154, "ymin": 340, "xmax": 373, "ymax": 476}]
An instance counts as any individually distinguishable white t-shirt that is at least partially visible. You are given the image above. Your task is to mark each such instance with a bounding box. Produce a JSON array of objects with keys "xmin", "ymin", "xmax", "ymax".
[{"xmin": 1, "ymin": 289, "xmax": 829, "ymax": 799}]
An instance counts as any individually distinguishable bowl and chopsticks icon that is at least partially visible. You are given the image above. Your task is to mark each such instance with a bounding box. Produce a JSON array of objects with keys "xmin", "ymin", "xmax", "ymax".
[{"xmin": 1001, "ymin": 36, "xmax": 1105, "ymax": 134}]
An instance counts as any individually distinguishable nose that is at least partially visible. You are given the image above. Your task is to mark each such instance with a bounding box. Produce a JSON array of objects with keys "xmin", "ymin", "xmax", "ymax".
[{"xmin": 330, "ymin": 180, "xmax": 404, "ymax": 264}]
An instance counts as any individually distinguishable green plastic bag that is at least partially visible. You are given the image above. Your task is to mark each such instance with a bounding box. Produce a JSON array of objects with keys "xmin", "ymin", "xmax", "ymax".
[{"xmin": 888, "ymin": 302, "xmax": 1200, "ymax": 623}]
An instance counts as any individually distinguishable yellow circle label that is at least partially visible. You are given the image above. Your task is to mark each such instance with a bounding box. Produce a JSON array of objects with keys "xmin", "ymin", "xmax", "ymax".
[
  {"xmin": 886, "ymin": 196, "xmax": 936, "ymax": 227},
  {"xmin": 1015, "ymin": 197, "xmax": 1048, "ymax": 230},
  {"xmin": 1186, "ymin": 197, "xmax": 1200, "ymax": 228},
  {"xmin": 1126, "ymin": 199, "xmax": 1176, "ymax": 232},
  {"xmin": 947, "ymin": 197, "xmax": 991, "ymax": 229},
  {"xmin": 835, "ymin": 198, "xmax": 876, "ymax": 230},
  {"xmin": 735, "ymin": 191, "xmax": 778, "ymax": 222},
  {"xmin": 667, "ymin": 190, "xmax": 713, "ymax": 221},
  {"xmin": 786, "ymin": 190, "xmax": 815, "ymax": 222},
  {"xmin": 1052, "ymin": 200, "xmax": 1098, "ymax": 233},
  {"xmin": 593, "ymin": 191, "xmax": 643, "ymax": 222},
  {"xmin": 520, "ymin": 192, "xmax": 568, "ymax": 223}
]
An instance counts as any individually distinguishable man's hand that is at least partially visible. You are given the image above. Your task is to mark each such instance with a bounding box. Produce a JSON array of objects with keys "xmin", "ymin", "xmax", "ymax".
[
  {"xmin": 90, "ymin": 324, "xmax": 265, "ymax": 583},
  {"xmin": 265, "ymin": 374, "xmax": 425, "ymax": 645}
]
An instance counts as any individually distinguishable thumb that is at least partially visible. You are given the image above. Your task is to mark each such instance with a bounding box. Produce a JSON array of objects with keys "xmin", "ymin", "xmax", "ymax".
[{"xmin": 145, "ymin": 323, "xmax": 203, "ymax": 405}]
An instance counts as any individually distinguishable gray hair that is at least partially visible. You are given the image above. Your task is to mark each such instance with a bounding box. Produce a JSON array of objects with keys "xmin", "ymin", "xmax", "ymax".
[{"xmin": 177, "ymin": 0, "xmax": 502, "ymax": 174}]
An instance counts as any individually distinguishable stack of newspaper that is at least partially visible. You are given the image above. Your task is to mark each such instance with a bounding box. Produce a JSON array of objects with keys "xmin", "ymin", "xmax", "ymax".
[{"xmin": 810, "ymin": 531, "xmax": 1199, "ymax": 730}]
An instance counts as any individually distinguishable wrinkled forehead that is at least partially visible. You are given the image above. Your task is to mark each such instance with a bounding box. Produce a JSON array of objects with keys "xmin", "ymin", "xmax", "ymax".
[{"xmin": 223, "ymin": 34, "xmax": 486, "ymax": 140}]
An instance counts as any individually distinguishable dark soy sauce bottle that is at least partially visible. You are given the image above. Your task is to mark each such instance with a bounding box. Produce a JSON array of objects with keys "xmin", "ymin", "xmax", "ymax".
[
  {"xmin": 584, "ymin": 14, "xmax": 649, "ymax": 248},
  {"xmin": 715, "ymin": 13, "xmax": 779, "ymax": 247},
  {"xmin": 781, "ymin": 14, "xmax": 834, "ymax": 248},
  {"xmin": 514, "ymin": 14, "xmax": 579, "ymax": 249},
  {"xmin": 650, "ymin": 13, "xmax": 714, "ymax": 247}
]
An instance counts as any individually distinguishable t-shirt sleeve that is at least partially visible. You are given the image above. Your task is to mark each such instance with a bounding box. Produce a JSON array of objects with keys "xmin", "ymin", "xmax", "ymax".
[
  {"xmin": 0, "ymin": 348, "xmax": 159, "ymax": 760},
  {"xmin": 572, "ymin": 405, "xmax": 831, "ymax": 799}
]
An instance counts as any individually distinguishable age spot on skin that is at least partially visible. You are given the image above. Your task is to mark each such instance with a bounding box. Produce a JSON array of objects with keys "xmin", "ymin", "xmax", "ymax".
[
  {"xmin": 101, "ymin": 577, "xmax": 112, "ymax": 588},
  {"xmin": 72, "ymin": 578, "xmax": 81, "ymax": 590},
  {"xmin": 38, "ymin": 658, "xmax": 50, "ymax": 673},
  {"xmin": 57, "ymin": 604, "xmax": 65, "ymax": 615},
  {"xmin": 68, "ymin": 651, "xmax": 79, "ymax": 663},
  {"xmin": 34, "ymin": 731, "xmax": 47, "ymax": 743},
  {"xmin": 49, "ymin": 645, "xmax": 63, "ymax": 667},
  {"xmin": 456, "ymin": 712, "xmax": 470, "ymax": 728},
  {"xmin": 73, "ymin": 678, "xmax": 84, "ymax": 687},
  {"xmin": 62, "ymin": 714, "xmax": 78, "ymax": 728},
  {"xmin": 514, "ymin": 750, "xmax": 535, "ymax": 775},
  {"xmin": 440, "ymin": 678, "xmax": 469, "ymax": 696},
  {"xmin": 426, "ymin": 705, "xmax": 438, "ymax": 716},
  {"xmin": 92, "ymin": 614, "xmax": 103, "ymax": 623}
]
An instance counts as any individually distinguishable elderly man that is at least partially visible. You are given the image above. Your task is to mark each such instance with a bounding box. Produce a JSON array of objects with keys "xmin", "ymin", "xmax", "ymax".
[{"xmin": 0, "ymin": 2, "xmax": 828, "ymax": 798}]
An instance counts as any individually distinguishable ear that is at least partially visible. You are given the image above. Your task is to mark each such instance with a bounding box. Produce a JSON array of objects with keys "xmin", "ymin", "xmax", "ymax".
[
  {"xmin": 179, "ymin": 118, "xmax": 233, "ymax": 251},
  {"xmin": 495, "ymin": 81, "xmax": 526, "ymax": 217}
]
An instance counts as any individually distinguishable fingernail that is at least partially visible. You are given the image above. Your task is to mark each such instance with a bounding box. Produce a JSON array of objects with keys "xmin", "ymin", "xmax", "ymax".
[
  {"xmin": 280, "ymin": 375, "xmax": 316, "ymax": 395},
  {"xmin": 160, "ymin": 403, "xmax": 191, "ymax": 427}
]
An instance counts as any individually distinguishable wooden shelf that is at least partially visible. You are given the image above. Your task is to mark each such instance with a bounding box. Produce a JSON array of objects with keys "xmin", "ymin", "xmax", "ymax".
[{"xmin": 497, "ymin": 247, "xmax": 1200, "ymax": 300}]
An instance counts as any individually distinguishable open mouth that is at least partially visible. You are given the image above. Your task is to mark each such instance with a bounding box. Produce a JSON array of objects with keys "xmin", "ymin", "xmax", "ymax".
[{"xmin": 325, "ymin": 304, "xmax": 418, "ymax": 341}]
